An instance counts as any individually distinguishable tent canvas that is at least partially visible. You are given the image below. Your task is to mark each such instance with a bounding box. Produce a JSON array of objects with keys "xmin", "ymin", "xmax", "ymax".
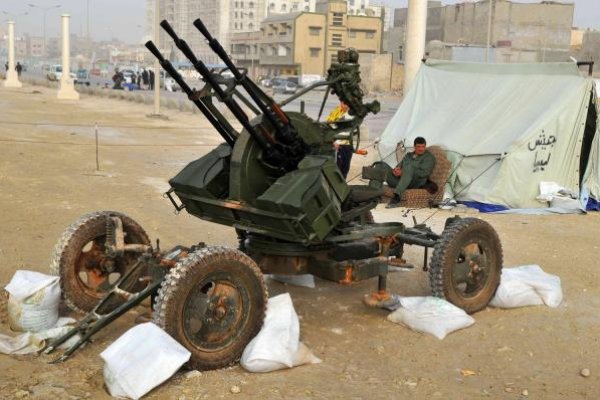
[{"xmin": 378, "ymin": 60, "xmax": 600, "ymax": 210}]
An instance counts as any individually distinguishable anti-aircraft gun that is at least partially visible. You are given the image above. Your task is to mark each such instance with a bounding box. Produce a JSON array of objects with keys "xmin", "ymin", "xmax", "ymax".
[{"xmin": 44, "ymin": 19, "xmax": 503, "ymax": 370}]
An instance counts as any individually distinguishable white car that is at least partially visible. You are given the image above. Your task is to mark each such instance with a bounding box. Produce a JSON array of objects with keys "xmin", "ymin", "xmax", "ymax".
[{"xmin": 46, "ymin": 65, "xmax": 77, "ymax": 82}]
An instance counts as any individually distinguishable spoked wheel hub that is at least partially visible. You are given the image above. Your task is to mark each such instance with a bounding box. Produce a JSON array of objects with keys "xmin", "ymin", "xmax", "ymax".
[
  {"xmin": 429, "ymin": 217, "xmax": 503, "ymax": 314},
  {"xmin": 50, "ymin": 211, "xmax": 151, "ymax": 313},
  {"xmin": 452, "ymin": 242, "xmax": 491, "ymax": 298},
  {"xmin": 184, "ymin": 280, "xmax": 247, "ymax": 352}
]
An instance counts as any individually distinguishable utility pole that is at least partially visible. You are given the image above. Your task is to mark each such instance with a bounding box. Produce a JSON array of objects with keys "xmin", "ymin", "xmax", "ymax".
[
  {"xmin": 153, "ymin": 0, "xmax": 161, "ymax": 116},
  {"xmin": 485, "ymin": 0, "xmax": 493, "ymax": 63}
]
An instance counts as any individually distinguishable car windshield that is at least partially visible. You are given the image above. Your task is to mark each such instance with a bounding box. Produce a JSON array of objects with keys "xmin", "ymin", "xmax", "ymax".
[{"xmin": 56, "ymin": 66, "xmax": 62, "ymax": 72}]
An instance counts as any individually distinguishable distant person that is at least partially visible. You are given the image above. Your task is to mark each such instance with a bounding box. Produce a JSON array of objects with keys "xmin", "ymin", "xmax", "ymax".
[
  {"xmin": 16, "ymin": 62, "xmax": 22, "ymax": 77},
  {"xmin": 141, "ymin": 68, "xmax": 149, "ymax": 90},
  {"xmin": 373, "ymin": 137, "xmax": 437, "ymax": 208},
  {"xmin": 148, "ymin": 69, "xmax": 155, "ymax": 90},
  {"xmin": 4, "ymin": 62, "xmax": 7, "ymax": 71},
  {"xmin": 112, "ymin": 68, "xmax": 124, "ymax": 90},
  {"xmin": 136, "ymin": 71, "xmax": 141, "ymax": 88},
  {"xmin": 327, "ymin": 102, "xmax": 353, "ymax": 179}
]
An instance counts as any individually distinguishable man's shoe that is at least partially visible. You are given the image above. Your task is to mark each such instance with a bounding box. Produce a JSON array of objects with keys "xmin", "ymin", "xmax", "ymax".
[{"xmin": 386, "ymin": 199, "xmax": 401, "ymax": 209}]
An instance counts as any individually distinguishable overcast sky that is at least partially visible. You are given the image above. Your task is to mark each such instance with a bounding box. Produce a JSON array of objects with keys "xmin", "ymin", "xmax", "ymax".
[{"xmin": 1, "ymin": 0, "xmax": 598, "ymax": 44}]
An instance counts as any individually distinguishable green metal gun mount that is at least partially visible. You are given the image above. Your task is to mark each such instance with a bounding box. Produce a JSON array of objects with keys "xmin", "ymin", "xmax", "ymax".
[{"xmin": 44, "ymin": 19, "xmax": 503, "ymax": 370}]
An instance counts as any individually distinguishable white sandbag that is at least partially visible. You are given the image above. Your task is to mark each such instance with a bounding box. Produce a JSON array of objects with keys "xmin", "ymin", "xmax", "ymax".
[
  {"xmin": 0, "ymin": 317, "xmax": 78, "ymax": 355},
  {"xmin": 489, "ymin": 265, "xmax": 563, "ymax": 308},
  {"xmin": 241, "ymin": 293, "xmax": 321, "ymax": 373},
  {"xmin": 387, "ymin": 297, "xmax": 475, "ymax": 340},
  {"xmin": 4, "ymin": 270, "xmax": 60, "ymax": 332},
  {"xmin": 100, "ymin": 322, "xmax": 191, "ymax": 399}
]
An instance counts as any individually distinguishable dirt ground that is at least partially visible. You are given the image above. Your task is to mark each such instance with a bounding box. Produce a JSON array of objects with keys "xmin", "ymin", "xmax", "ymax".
[{"xmin": 0, "ymin": 85, "xmax": 599, "ymax": 400}]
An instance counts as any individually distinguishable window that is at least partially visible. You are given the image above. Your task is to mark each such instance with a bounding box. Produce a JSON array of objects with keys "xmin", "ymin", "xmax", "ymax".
[
  {"xmin": 281, "ymin": 4, "xmax": 287, "ymax": 11},
  {"xmin": 249, "ymin": 1, "xmax": 254, "ymax": 7},
  {"xmin": 349, "ymin": 30, "xmax": 356, "ymax": 38},
  {"xmin": 248, "ymin": 22, "xmax": 254, "ymax": 30},
  {"xmin": 310, "ymin": 47, "xmax": 320, "ymax": 57},
  {"xmin": 331, "ymin": 33, "xmax": 342, "ymax": 47},
  {"xmin": 309, "ymin": 27, "xmax": 321, "ymax": 36},
  {"xmin": 235, "ymin": 22, "xmax": 238, "ymax": 29},
  {"xmin": 332, "ymin": 12, "xmax": 343, "ymax": 26},
  {"xmin": 249, "ymin": 11, "xmax": 253, "ymax": 18},
  {"xmin": 365, "ymin": 31, "xmax": 375, "ymax": 39}
]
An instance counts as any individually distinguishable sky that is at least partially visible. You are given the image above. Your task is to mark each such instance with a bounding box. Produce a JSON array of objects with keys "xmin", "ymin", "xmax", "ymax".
[{"xmin": 1, "ymin": 0, "xmax": 599, "ymax": 44}]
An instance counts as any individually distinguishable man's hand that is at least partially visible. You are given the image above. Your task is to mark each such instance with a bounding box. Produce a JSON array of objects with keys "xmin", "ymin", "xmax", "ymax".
[{"xmin": 392, "ymin": 167, "xmax": 402, "ymax": 177}]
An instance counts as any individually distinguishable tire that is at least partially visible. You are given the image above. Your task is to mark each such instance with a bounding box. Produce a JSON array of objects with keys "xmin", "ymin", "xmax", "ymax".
[
  {"xmin": 428, "ymin": 218, "xmax": 502, "ymax": 314},
  {"xmin": 153, "ymin": 246, "xmax": 268, "ymax": 370},
  {"xmin": 49, "ymin": 211, "xmax": 150, "ymax": 313}
]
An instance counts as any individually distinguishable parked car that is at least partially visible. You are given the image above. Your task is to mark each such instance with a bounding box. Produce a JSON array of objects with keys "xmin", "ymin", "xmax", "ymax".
[
  {"xmin": 261, "ymin": 78, "xmax": 273, "ymax": 88},
  {"xmin": 46, "ymin": 64, "xmax": 77, "ymax": 82},
  {"xmin": 273, "ymin": 80, "xmax": 298, "ymax": 94},
  {"xmin": 121, "ymin": 69, "xmax": 137, "ymax": 84},
  {"xmin": 76, "ymin": 69, "xmax": 89, "ymax": 80}
]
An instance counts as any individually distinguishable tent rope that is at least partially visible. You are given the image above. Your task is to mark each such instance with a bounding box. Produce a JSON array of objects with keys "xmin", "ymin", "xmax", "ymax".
[{"xmin": 421, "ymin": 156, "xmax": 504, "ymax": 224}]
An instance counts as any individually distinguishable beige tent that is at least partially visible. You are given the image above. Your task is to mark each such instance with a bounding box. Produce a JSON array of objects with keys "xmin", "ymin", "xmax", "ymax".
[{"xmin": 378, "ymin": 60, "xmax": 599, "ymax": 210}]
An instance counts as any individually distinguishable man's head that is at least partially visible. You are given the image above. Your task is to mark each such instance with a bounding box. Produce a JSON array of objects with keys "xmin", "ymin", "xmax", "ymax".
[{"xmin": 414, "ymin": 137, "xmax": 427, "ymax": 155}]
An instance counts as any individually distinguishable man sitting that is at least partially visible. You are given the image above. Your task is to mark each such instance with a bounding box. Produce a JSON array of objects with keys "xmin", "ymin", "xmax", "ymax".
[{"xmin": 375, "ymin": 137, "xmax": 437, "ymax": 208}]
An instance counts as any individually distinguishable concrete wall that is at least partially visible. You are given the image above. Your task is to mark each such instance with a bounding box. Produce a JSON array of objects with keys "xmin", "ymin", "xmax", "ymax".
[
  {"xmin": 390, "ymin": 63, "xmax": 404, "ymax": 92},
  {"xmin": 359, "ymin": 52, "xmax": 391, "ymax": 92},
  {"xmin": 580, "ymin": 30, "xmax": 600, "ymax": 64},
  {"xmin": 442, "ymin": 0, "xmax": 573, "ymax": 51}
]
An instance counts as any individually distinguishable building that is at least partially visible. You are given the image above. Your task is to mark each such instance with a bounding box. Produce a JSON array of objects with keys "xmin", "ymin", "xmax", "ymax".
[
  {"xmin": 347, "ymin": 0, "xmax": 369, "ymax": 16},
  {"xmin": 147, "ymin": 0, "xmax": 231, "ymax": 65},
  {"xmin": 579, "ymin": 30, "xmax": 600, "ymax": 65},
  {"xmin": 390, "ymin": 0, "xmax": 575, "ymax": 64},
  {"xmin": 244, "ymin": 0, "xmax": 381, "ymax": 77},
  {"xmin": 27, "ymin": 36, "xmax": 45, "ymax": 58},
  {"xmin": 229, "ymin": 30, "xmax": 261, "ymax": 78}
]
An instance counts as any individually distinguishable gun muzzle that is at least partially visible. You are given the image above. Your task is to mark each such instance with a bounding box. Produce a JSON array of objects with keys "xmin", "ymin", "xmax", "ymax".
[
  {"xmin": 193, "ymin": 18, "xmax": 212, "ymax": 41},
  {"xmin": 145, "ymin": 41, "xmax": 164, "ymax": 63}
]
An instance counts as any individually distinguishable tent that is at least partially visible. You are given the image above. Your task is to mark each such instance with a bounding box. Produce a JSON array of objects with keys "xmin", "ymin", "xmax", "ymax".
[{"xmin": 378, "ymin": 60, "xmax": 600, "ymax": 211}]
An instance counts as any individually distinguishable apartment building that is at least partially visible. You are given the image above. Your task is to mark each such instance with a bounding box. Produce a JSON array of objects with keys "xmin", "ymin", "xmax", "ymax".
[
  {"xmin": 246, "ymin": 0, "xmax": 381, "ymax": 77},
  {"xmin": 147, "ymin": 0, "xmax": 231, "ymax": 65}
]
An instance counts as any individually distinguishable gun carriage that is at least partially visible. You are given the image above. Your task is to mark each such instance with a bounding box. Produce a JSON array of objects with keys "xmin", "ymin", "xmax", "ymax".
[{"xmin": 45, "ymin": 19, "xmax": 503, "ymax": 370}]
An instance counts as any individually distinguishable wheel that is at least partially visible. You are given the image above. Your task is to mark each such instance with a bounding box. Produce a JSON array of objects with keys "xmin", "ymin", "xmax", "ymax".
[
  {"xmin": 428, "ymin": 218, "xmax": 502, "ymax": 314},
  {"xmin": 50, "ymin": 211, "xmax": 150, "ymax": 313},
  {"xmin": 153, "ymin": 246, "xmax": 268, "ymax": 370}
]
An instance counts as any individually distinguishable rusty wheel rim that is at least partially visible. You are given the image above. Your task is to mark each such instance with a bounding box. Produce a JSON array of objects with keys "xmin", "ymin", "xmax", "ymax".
[
  {"xmin": 451, "ymin": 241, "xmax": 491, "ymax": 299},
  {"xmin": 183, "ymin": 275, "xmax": 248, "ymax": 353},
  {"xmin": 74, "ymin": 236, "xmax": 136, "ymax": 299}
]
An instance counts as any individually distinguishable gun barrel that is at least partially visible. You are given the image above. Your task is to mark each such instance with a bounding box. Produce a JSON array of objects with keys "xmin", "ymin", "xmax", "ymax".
[
  {"xmin": 159, "ymin": 21, "xmax": 279, "ymax": 158},
  {"xmin": 192, "ymin": 18, "xmax": 294, "ymax": 140},
  {"xmin": 144, "ymin": 40, "xmax": 237, "ymax": 147}
]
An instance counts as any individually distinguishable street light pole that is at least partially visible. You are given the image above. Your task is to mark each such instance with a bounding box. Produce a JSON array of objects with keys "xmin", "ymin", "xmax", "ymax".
[{"xmin": 28, "ymin": 3, "xmax": 61, "ymax": 58}]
